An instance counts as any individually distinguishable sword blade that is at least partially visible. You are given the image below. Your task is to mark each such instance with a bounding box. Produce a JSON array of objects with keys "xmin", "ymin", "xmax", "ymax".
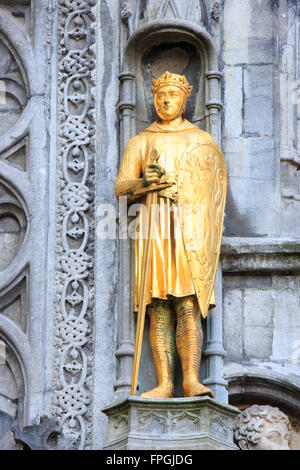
[{"xmin": 131, "ymin": 190, "xmax": 158, "ymax": 396}]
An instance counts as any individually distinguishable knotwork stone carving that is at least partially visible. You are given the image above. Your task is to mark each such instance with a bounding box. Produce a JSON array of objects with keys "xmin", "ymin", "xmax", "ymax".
[{"xmin": 52, "ymin": 0, "xmax": 96, "ymax": 450}]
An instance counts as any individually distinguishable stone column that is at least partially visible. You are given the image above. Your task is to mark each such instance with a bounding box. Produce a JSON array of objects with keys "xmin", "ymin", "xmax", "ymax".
[
  {"xmin": 203, "ymin": 71, "xmax": 228, "ymax": 403},
  {"xmin": 203, "ymin": 264, "xmax": 228, "ymax": 403},
  {"xmin": 206, "ymin": 71, "xmax": 223, "ymax": 146},
  {"xmin": 115, "ymin": 72, "xmax": 136, "ymax": 398},
  {"xmin": 51, "ymin": 0, "xmax": 96, "ymax": 450}
]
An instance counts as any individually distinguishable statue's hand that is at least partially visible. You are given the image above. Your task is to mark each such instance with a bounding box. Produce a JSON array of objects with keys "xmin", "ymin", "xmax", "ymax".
[
  {"xmin": 143, "ymin": 164, "xmax": 165, "ymax": 186},
  {"xmin": 160, "ymin": 174, "xmax": 177, "ymax": 186}
]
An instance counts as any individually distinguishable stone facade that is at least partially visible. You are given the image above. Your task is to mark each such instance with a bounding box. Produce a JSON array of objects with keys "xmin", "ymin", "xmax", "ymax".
[{"xmin": 0, "ymin": 0, "xmax": 299, "ymax": 450}]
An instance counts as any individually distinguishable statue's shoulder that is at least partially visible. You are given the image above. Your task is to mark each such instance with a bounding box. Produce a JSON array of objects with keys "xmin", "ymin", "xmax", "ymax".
[
  {"xmin": 124, "ymin": 134, "xmax": 142, "ymax": 150},
  {"xmin": 191, "ymin": 127, "xmax": 217, "ymax": 145},
  {"xmin": 189, "ymin": 128, "xmax": 223, "ymax": 154}
]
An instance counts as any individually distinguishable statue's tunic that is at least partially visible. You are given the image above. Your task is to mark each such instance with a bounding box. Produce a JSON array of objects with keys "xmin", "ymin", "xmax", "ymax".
[{"xmin": 115, "ymin": 119, "xmax": 217, "ymax": 314}]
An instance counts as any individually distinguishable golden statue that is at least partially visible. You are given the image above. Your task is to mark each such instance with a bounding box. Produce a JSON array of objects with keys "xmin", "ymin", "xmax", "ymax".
[{"xmin": 115, "ymin": 71, "xmax": 227, "ymax": 399}]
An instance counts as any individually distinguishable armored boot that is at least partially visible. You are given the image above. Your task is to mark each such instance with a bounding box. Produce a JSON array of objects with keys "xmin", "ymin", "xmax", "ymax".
[
  {"xmin": 140, "ymin": 299, "xmax": 176, "ymax": 398},
  {"xmin": 175, "ymin": 295, "xmax": 214, "ymax": 398}
]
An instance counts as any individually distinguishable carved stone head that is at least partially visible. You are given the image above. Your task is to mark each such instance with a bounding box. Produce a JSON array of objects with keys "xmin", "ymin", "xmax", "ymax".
[{"xmin": 233, "ymin": 405, "xmax": 290, "ymax": 450}]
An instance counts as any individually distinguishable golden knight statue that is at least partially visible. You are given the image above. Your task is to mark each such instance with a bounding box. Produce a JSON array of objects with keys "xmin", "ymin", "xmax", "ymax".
[{"xmin": 115, "ymin": 71, "xmax": 227, "ymax": 399}]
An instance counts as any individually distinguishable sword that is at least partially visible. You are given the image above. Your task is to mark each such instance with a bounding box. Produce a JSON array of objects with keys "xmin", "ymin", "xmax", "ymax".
[{"xmin": 130, "ymin": 150, "xmax": 172, "ymax": 396}]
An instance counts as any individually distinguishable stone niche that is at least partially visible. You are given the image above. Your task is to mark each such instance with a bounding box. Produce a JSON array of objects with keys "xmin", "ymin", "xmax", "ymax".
[
  {"xmin": 137, "ymin": 41, "xmax": 205, "ymax": 132},
  {"xmin": 134, "ymin": 38, "xmax": 208, "ymax": 396},
  {"xmin": 117, "ymin": 15, "xmax": 223, "ymax": 400}
]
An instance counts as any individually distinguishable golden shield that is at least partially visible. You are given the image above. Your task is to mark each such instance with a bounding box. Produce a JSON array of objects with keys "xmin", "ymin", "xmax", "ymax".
[{"xmin": 177, "ymin": 142, "xmax": 227, "ymax": 318}]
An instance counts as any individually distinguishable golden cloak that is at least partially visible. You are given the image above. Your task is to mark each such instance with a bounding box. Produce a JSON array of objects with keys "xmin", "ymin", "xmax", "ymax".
[{"xmin": 115, "ymin": 119, "xmax": 227, "ymax": 318}]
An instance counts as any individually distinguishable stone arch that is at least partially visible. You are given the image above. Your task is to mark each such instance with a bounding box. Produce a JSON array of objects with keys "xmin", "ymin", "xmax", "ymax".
[
  {"xmin": 0, "ymin": 10, "xmax": 41, "ymax": 429},
  {"xmin": 122, "ymin": 19, "xmax": 218, "ymax": 68},
  {"xmin": 0, "ymin": 11, "xmax": 33, "ymax": 96},
  {"xmin": 228, "ymin": 372, "xmax": 300, "ymax": 418},
  {"xmin": 0, "ymin": 314, "xmax": 33, "ymax": 426},
  {"xmin": 0, "ymin": 177, "xmax": 29, "ymax": 294},
  {"xmin": 119, "ymin": 20, "xmax": 222, "ymax": 148},
  {"xmin": 0, "ymin": 10, "xmax": 33, "ymax": 170}
]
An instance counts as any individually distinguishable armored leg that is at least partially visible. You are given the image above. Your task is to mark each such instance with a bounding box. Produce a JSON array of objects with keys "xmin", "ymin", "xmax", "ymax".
[
  {"xmin": 175, "ymin": 295, "xmax": 214, "ymax": 398},
  {"xmin": 140, "ymin": 298, "xmax": 176, "ymax": 398}
]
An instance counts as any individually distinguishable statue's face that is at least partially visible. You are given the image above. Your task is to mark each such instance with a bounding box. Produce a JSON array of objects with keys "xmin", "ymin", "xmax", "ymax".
[
  {"xmin": 154, "ymin": 85, "xmax": 186, "ymax": 121},
  {"xmin": 253, "ymin": 421, "xmax": 290, "ymax": 450}
]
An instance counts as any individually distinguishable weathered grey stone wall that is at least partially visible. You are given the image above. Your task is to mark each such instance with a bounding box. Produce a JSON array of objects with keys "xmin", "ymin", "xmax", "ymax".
[
  {"xmin": 223, "ymin": 272, "xmax": 300, "ymax": 371},
  {"xmin": 223, "ymin": 0, "xmax": 279, "ymax": 237},
  {"xmin": 92, "ymin": 0, "xmax": 120, "ymax": 450},
  {"xmin": 220, "ymin": 0, "xmax": 300, "ymax": 448}
]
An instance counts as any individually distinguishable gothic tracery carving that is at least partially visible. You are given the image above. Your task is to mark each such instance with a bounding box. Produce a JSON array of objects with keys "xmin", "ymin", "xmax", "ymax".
[
  {"xmin": 0, "ymin": 36, "xmax": 28, "ymax": 136},
  {"xmin": 129, "ymin": 0, "xmax": 209, "ymax": 31}
]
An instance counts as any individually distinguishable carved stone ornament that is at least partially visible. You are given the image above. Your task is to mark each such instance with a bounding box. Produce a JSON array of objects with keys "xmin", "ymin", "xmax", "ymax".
[
  {"xmin": 0, "ymin": 411, "xmax": 72, "ymax": 450},
  {"xmin": 11, "ymin": 416, "xmax": 73, "ymax": 450},
  {"xmin": 233, "ymin": 405, "xmax": 291, "ymax": 450},
  {"xmin": 121, "ymin": 0, "xmax": 132, "ymax": 22},
  {"xmin": 52, "ymin": 0, "xmax": 96, "ymax": 450},
  {"xmin": 210, "ymin": 2, "xmax": 220, "ymax": 23},
  {"xmin": 271, "ymin": 0, "xmax": 280, "ymax": 8}
]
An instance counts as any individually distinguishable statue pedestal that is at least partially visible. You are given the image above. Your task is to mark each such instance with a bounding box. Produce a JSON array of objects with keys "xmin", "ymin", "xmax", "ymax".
[{"xmin": 102, "ymin": 396, "xmax": 239, "ymax": 450}]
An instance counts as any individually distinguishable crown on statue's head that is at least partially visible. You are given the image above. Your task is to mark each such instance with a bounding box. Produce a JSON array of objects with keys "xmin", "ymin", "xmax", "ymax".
[{"xmin": 151, "ymin": 71, "xmax": 193, "ymax": 98}]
